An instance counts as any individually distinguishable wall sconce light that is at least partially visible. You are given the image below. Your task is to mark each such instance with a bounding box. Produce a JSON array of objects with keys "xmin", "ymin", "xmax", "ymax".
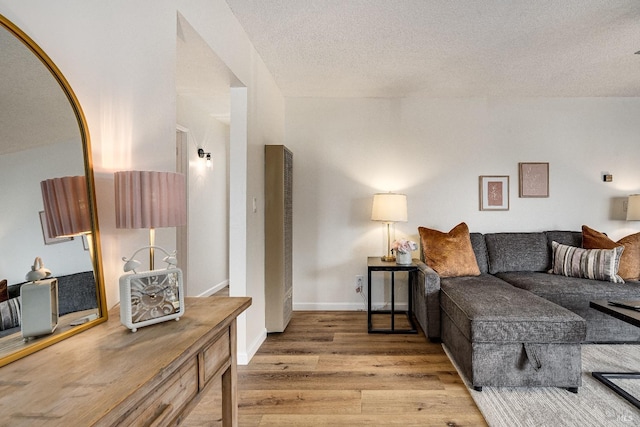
[{"xmin": 198, "ymin": 148, "xmax": 212, "ymax": 167}]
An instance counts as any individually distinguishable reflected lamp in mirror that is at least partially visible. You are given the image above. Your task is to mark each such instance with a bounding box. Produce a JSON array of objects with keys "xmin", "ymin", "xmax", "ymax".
[
  {"xmin": 41, "ymin": 176, "xmax": 94, "ymax": 256},
  {"xmin": 114, "ymin": 171, "xmax": 187, "ymax": 270},
  {"xmin": 627, "ymin": 194, "xmax": 640, "ymax": 221},
  {"xmin": 371, "ymin": 193, "xmax": 408, "ymax": 262}
]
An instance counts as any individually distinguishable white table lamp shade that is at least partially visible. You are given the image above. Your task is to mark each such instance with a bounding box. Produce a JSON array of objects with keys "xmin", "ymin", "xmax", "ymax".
[
  {"xmin": 371, "ymin": 193, "xmax": 408, "ymax": 222},
  {"xmin": 627, "ymin": 194, "xmax": 640, "ymax": 221},
  {"xmin": 371, "ymin": 192, "xmax": 408, "ymax": 262}
]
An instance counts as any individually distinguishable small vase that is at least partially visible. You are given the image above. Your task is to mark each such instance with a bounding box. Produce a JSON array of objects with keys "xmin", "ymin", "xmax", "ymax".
[{"xmin": 396, "ymin": 251, "xmax": 412, "ymax": 265}]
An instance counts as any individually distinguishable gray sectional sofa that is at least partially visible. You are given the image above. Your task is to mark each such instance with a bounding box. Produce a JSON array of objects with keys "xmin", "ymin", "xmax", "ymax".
[{"xmin": 412, "ymin": 230, "xmax": 640, "ymax": 391}]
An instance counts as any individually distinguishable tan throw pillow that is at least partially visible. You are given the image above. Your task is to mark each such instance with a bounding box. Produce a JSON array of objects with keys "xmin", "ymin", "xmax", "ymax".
[
  {"xmin": 418, "ymin": 222, "xmax": 480, "ymax": 278},
  {"xmin": 582, "ymin": 225, "xmax": 640, "ymax": 281}
]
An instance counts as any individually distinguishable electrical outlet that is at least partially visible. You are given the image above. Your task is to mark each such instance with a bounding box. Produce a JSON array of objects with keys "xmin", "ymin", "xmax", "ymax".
[{"xmin": 355, "ymin": 275, "xmax": 364, "ymax": 293}]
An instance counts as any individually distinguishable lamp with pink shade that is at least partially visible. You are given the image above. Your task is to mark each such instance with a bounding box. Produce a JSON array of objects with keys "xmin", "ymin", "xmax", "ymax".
[
  {"xmin": 41, "ymin": 175, "xmax": 94, "ymax": 258},
  {"xmin": 114, "ymin": 170, "xmax": 186, "ymax": 270}
]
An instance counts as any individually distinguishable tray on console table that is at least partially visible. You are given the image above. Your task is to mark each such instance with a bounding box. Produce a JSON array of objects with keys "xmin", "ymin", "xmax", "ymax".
[{"xmin": 0, "ymin": 296, "xmax": 251, "ymax": 427}]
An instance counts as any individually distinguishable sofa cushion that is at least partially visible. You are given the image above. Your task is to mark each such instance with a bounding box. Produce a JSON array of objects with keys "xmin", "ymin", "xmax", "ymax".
[
  {"xmin": 7, "ymin": 282, "xmax": 21, "ymax": 300},
  {"xmin": 0, "ymin": 297, "xmax": 21, "ymax": 331},
  {"xmin": 550, "ymin": 241, "xmax": 624, "ymax": 283},
  {"xmin": 582, "ymin": 225, "xmax": 640, "ymax": 281},
  {"xmin": 546, "ymin": 230, "xmax": 582, "ymax": 248},
  {"xmin": 418, "ymin": 222, "xmax": 480, "ymax": 278},
  {"xmin": 469, "ymin": 232, "xmax": 489, "ymax": 274},
  {"xmin": 496, "ymin": 271, "xmax": 640, "ymax": 342},
  {"xmin": 497, "ymin": 271, "xmax": 640, "ymax": 309},
  {"xmin": 57, "ymin": 271, "xmax": 98, "ymax": 315},
  {"xmin": 440, "ymin": 275, "xmax": 586, "ymax": 343},
  {"xmin": 485, "ymin": 232, "xmax": 549, "ymax": 274}
]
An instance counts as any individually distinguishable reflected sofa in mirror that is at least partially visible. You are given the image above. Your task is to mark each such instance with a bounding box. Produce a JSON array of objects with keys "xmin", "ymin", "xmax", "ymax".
[{"xmin": 0, "ymin": 13, "xmax": 107, "ymax": 367}]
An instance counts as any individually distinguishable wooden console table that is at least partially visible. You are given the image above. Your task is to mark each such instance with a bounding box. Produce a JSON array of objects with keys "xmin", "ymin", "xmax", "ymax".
[{"xmin": 0, "ymin": 296, "xmax": 251, "ymax": 426}]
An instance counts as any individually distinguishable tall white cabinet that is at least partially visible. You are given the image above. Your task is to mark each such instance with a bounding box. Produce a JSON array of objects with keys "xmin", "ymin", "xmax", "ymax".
[{"xmin": 264, "ymin": 145, "xmax": 293, "ymax": 332}]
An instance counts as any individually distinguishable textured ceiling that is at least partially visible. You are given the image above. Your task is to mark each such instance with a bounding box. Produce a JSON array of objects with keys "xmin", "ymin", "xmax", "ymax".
[{"xmin": 226, "ymin": 0, "xmax": 640, "ymax": 98}]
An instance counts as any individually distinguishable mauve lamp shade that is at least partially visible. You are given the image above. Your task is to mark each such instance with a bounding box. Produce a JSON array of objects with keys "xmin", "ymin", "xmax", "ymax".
[
  {"xmin": 41, "ymin": 176, "xmax": 91, "ymax": 238},
  {"xmin": 114, "ymin": 171, "xmax": 187, "ymax": 229}
]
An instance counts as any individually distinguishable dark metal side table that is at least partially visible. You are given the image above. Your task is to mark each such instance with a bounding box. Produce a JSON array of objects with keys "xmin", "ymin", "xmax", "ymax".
[{"xmin": 367, "ymin": 256, "xmax": 418, "ymax": 334}]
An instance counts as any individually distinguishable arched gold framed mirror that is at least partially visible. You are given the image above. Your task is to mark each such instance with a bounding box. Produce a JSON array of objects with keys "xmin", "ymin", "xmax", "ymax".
[{"xmin": 0, "ymin": 13, "xmax": 107, "ymax": 367}]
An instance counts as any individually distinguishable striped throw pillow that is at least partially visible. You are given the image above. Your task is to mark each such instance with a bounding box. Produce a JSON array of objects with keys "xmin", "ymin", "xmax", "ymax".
[
  {"xmin": 550, "ymin": 241, "xmax": 624, "ymax": 283},
  {"xmin": 0, "ymin": 297, "xmax": 21, "ymax": 331}
]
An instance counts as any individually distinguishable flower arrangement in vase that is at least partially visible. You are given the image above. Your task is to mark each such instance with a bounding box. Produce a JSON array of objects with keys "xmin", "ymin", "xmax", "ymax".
[{"xmin": 391, "ymin": 239, "xmax": 418, "ymax": 265}]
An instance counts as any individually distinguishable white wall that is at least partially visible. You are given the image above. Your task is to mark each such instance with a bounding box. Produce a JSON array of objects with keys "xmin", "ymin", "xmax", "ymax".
[
  {"xmin": 1, "ymin": 0, "xmax": 285, "ymax": 363},
  {"xmin": 177, "ymin": 0, "xmax": 286, "ymax": 361},
  {"xmin": 285, "ymin": 96, "xmax": 640, "ymax": 310},
  {"xmin": 177, "ymin": 97, "xmax": 230, "ymax": 297}
]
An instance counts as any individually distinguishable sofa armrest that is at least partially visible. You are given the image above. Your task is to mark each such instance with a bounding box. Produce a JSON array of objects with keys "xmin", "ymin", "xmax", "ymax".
[
  {"xmin": 416, "ymin": 261, "xmax": 441, "ymax": 293},
  {"xmin": 413, "ymin": 260, "xmax": 441, "ymax": 340}
]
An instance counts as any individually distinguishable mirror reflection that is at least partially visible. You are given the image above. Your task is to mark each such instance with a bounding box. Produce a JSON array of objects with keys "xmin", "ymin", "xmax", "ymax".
[{"xmin": 0, "ymin": 15, "xmax": 104, "ymax": 364}]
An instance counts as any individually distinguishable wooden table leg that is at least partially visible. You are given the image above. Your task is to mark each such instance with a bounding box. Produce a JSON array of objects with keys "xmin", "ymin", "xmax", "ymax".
[{"xmin": 222, "ymin": 318, "xmax": 238, "ymax": 427}]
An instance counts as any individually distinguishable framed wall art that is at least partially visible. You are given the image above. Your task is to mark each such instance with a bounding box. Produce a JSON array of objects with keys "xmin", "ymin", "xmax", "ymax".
[
  {"xmin": 479, "ymin": 176, "xmax": 509, "ymax": 211},
  {"xmin": 519, "ymin": 162, "xmax": 549, "ymax": 198}
]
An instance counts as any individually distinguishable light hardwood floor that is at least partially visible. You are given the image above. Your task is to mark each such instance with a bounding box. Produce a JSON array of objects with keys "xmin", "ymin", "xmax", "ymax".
[{"xmin": 184, "ymin": 310, "xmax": 487, "ymax": 426}]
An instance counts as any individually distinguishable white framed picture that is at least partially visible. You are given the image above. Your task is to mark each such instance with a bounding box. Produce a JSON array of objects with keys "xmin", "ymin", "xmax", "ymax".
[{"xmin": 479, "ymin": 176, "xmax": 509, "ymax": 211}]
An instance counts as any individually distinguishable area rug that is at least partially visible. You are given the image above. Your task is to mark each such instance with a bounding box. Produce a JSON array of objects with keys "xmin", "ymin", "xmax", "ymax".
[{"xmin": 446, "ymin": 344, "xmax": 640, "ymax": 426}]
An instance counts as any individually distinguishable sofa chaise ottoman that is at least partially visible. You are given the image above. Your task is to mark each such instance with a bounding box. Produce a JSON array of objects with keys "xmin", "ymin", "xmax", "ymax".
[
  {"xmin": 412, "ymin": 224, "xmax": 640, "ymax": 391},
  {"xmin": 440, "ymin": 274, "xmax": 586, "ymax": 391}
]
